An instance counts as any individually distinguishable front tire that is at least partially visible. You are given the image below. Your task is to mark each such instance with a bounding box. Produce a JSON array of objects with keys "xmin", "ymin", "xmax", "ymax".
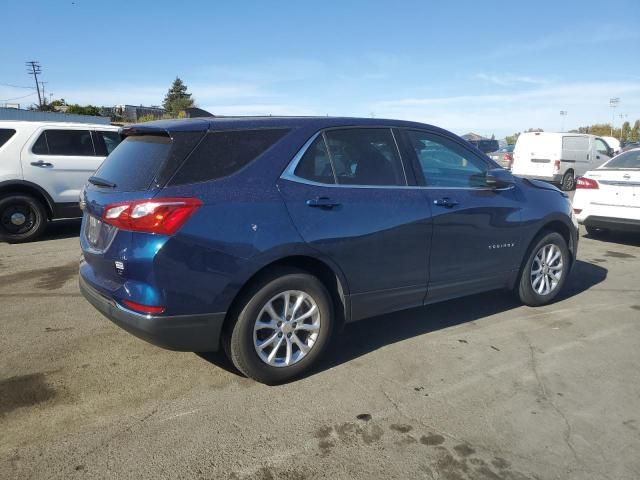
[
  {"xmin": 0, "ymin": 194, "xmax": 48, "ymax": 243},
  {"xmin": 518, "ymin": 231, "xmax": 570, "ymax": 306},
  {"xmin": 225, "ymin": 269, "xmax": 334, "ymax": 385}
]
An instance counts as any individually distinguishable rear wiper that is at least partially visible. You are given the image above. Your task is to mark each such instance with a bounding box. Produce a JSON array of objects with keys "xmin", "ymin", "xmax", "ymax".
[{"xmin": 88, "ymin": 176, "xmax": 117, "ymax": 188}]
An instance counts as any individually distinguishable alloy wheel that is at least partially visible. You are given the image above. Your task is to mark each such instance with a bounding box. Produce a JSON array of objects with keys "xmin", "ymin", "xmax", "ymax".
[
  {"xmin": 530, "ymin": 243, "xmax": 563, "ymax": 296},
  {"xmin": 253, "ymin": 290, "xmax": 321, "ymax": 367}
]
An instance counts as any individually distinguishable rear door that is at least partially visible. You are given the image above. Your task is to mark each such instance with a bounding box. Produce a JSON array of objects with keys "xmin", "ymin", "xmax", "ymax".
[
  {"xmin": 400, "ymin": 129, "xmax": 523, "ymax": 302},
  {"xmin": 278, "ymin": 127, "xmax": 432, "ymax": 321},
  {"xmin": 22, "ymin": 127, "xmax": 102, "ymax": 204},
  {"xmin": 512, "ymin": 133, "xmax": 558, "ymax": 178}
]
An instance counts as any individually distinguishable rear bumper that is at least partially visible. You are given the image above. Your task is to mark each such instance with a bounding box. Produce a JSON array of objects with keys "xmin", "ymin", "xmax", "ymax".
[
  {"xmin": 80, "ymin": 275, "xmax": 225, "ymax": 352},
  {"xmin": 581, "ymin": 215, "xmax": 640, "ymax": 232}
]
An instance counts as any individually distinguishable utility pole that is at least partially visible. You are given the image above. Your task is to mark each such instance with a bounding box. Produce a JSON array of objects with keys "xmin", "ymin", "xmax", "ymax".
[
  {"xmin": 40, "ymin": 81, "xmax": 48, "ymax": 106},
  {"xmin": 609, "ymin": 97, "xmax": 619, "ymax": 136},
  {"xmin": 26, "ymin": 61, "xmax": 43, "ymax": 108}
]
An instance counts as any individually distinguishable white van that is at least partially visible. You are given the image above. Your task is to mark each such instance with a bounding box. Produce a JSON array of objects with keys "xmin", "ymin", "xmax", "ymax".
[
  {"xmin": 0, "ymin": 121, "xmax": 120, "ymax": 242},
  {"xmin": 511, "ymin": 132, "xmax": 612, "ymax": 190}
]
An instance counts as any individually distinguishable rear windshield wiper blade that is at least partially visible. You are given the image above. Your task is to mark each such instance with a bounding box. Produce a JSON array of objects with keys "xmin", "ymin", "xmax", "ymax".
[{"xmin": 88, "ymin": 176, "xmax": 117, "ymax": 188}]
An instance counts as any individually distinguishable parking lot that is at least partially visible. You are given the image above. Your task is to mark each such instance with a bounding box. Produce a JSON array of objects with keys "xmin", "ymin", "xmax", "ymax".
[{"xmin": 1, "ymin": 221, "xmax": 639, "ymax": 480}]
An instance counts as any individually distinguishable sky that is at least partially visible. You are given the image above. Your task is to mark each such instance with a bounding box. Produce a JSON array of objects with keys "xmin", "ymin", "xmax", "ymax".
[{"xmin": 1, "ymin": 0, "xmax": 639, "ymax": 137}]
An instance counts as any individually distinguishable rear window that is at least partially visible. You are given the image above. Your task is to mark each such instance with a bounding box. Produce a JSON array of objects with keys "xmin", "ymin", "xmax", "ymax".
[
  {"xmin": 604, "ymin": 150, "xmax": 640, "ymax": 169},
  {"xmin": 0, "ymin": 128, "xmax": 16, "ymax": 148},
  {"xmin": 169, "ymin": 128, "xmax": 289, "ymax": 185},
  {"xmin": 92, "ymin": 135, "xmax": 171, "ymax": 192}
]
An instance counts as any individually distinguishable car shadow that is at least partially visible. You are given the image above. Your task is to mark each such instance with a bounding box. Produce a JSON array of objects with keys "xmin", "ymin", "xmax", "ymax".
[
  {"xmin": 197, "ymin": 260, "xmax": 608, "ymax": 382},
  {"xmin": 583, "ymin": 230, "xmax": 640, "ymax": 248},
  {"xmin": 41, "ymin": 219, "xmax": 82, "ymax": 241}
]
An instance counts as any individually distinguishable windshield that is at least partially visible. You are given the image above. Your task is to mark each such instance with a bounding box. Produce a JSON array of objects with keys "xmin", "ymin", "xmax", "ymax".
[{"xmin": 602, "ymin": 149, "xmax": 640, "ymax": 169}]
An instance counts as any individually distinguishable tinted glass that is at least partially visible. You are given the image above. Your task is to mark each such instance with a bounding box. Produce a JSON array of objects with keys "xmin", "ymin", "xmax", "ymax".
[
  {"xmin": 0, "ymin": 129, "xmax": 16, "ymax": 148},
  {"xmin": 604, "ymin": 150, "xmax": 640, "ymax": 169},
  {"xmin": 32, "ymin": 132, "xmax": 49, "ymax": 154},
  {"xmin": 43, "ymin": 129, "xmax": 94, "ymax": 156},
  {"xmin": 95, "ymin": 131, "xmax": 121, "ymax": 156},
  {"xmin": 294, "ymin": 135, "xmax": 335, "ymax": 184},
  {"xmin": 92, "ymin": 135, "xmax": 171, "ymax": 192},
  {"xmin": 406, "ymin": 130, "xmax": 488, "ymax": 187},
  {"xmin": 170, "ymin": 128, "xmax": 289, "ymax": 185},
  {"xmin": 323, "ymin": 128, "xmax": 405, "ymax": 186}
]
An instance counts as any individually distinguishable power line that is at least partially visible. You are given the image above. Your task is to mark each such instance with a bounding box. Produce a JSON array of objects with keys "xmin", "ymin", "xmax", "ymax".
[
  {"xmin": 25, "ymin": 60, "xmax": 43, "ymax": 108},
  {"xmin": 0, "ymin": 82, "xmax": 36, "ymax": 89},
  {"xmin": 0, "ymin": 91, "xmax": 37, "ymax": 102}
]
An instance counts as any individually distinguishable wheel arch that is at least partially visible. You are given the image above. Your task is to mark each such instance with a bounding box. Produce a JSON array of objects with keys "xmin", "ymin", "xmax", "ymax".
[
  {"xmin": 222, "ymin": 254, "xmax": 349, "ymax": 336},
  {"xmin": 0, "ymin": 180, "xmax": 55, "ymax": 219}
]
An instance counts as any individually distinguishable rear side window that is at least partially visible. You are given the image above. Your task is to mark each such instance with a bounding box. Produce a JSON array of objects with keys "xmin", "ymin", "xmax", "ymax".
[
  {"xmin": 294, "ymin": 135, "xmax": 335, "ymax": 184},
  {"xmin": 170, "ymin": 128, "xmax": 289, "ymax": 185},
  {"xmin": 604, "ymin": 150, "xmax": 640, "ymax": 169},
  {"xmin": 92, "ymin": 135, "xmax": 171, "ymax": 192},
  {"xmin": 323, "ymin": 128, "xmax": 406, "ymax": 186},
  {"xmin": 93, "ymin": 131, "xmax": 122, "ymax": 156},
  {"xmin": 32, "ymin": 129, "xmax": 95, "ymax": 156},
  {"xmin": 0, "ymin": 129, "xmax": 16, "ymax": 148}
]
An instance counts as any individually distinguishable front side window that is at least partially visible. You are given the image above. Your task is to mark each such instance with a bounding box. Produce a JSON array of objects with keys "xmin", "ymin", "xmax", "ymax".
[
  {"xmin": 32, "ymin": 129, "xmax": 94, "ymax": 156},
  {"xmin": 323, "ymin": 128, "xmax": 405, "ymax": 186},
  {"xmin": 595, "ymin": 138, "xmax": 609, "ymax": 155},
  {"xmin": 294, "ymin": 135, "xmax": 335, "ymax": 184},
  {"xmin": 405, "ymin": 130, "xmax": 488, "ymax": 187}
]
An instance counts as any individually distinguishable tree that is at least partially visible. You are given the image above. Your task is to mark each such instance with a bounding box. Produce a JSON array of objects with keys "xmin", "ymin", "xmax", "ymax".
[
  {"xmin": 505, "ymin": 132, "xmax": 520, "ymax": 145},
  {"xmin": 631, "ymin": 120, "xmax": 640, "ymax": 142},
  {"xmin": 162, "ymin": 77, "xmax": 194, "ymax": 116},
  {"xmin": 66, "ymin": 104, "xmax": 101, "ymax": 116},
  {"xmin": 620, "ymin": 121, "xmax": 631, "ymax": 141}
]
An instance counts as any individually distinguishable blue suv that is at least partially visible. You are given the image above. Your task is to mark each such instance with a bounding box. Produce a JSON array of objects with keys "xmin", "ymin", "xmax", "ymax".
[{"xmin": 79, "ymin": 117, "xmax": 578, "ymax": 384}]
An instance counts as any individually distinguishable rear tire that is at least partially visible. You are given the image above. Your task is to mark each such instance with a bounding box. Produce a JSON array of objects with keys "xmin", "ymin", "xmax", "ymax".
[
  {"xmin": 560, "ymin": 170, "xmax": 575, "ymax": 191},
  {"xmin": 225, "ymin": 269, "xmax": 334, "ymax": 385},
  {"xmin": 0, "ymin": 194, "xmax": 48, "ymax": 243},
  {"xmin": 518, "ymin": 231, "xmax": 570, "ymax": 306}
]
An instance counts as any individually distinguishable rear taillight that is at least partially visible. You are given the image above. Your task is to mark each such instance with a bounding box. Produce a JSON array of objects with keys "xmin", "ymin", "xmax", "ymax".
[
  {"xmin": 102, "ymin": 197, "xmax": 202, "ymax": 235},
  {"xmin": 504, "ymin": 153, "xmax": 513, "ymax": 167},
  {"xmin": 553, "ymin": 160, "xmax": 561, "ymax": 173},
  {"xmin": 122, "ymin": 300, "xmax": 165, "ymax": 315},
  {"xmin": 576, "ymin": 177, "xmax": 599, "ymax": 189}
]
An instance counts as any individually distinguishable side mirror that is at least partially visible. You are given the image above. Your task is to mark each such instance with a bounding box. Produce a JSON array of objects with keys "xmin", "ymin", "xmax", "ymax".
[
  {"xmin": 486, "ymin": 168, "xmax": 515, "ymax": 189},
  {"xmin": 607, "ymin": 147, "xmax": 614, "ymax": 157}
]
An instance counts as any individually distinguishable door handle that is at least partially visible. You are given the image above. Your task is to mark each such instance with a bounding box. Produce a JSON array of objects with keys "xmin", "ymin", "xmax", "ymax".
[
  {"xmin": 433, "ymin": 197, "xmax": 459, "ymax": 208},
  {"xmin": 30, "ymin": 160, "xmax": 53, "ymax": 167},
  {"xmin": 306, "ymin": 197, "xmax": 340, "ymax": 209}
]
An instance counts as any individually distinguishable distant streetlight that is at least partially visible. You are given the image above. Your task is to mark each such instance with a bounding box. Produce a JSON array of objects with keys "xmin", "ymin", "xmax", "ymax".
[
  {"xmin": 609, "ymin": 97, "xmax": 620, "ymax": 136},
  {"xmin": 560, "ymin": 110, "xmax": 567, "ymax": 132}
]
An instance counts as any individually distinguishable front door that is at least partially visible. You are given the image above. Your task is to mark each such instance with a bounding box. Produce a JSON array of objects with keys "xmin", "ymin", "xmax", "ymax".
[
  {"xmin": 400, "ymin": 129, "xmax": 524, "ymax": 303},
  {"xmin": 22, "ymin": 127, "xmax": 104, "ymax": 204},
  {"xmin": 591, "ymin": 137, "xmax": 612, "ymax": 170},
  {"xmin": 278, "ymin": 128, "xmax": 433, "ymax": 321}
]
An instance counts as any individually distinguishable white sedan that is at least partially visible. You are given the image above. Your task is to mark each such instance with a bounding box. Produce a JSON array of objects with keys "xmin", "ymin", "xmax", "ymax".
[{"xmin": 573, "ymin": 148, "xmax": 640, "ymax": 235}]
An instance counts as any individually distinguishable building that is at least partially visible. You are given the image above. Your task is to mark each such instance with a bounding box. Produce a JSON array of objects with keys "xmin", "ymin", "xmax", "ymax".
[{"xmin": 107, "ymin": 104, "xmax": 165, "ymax": 122}]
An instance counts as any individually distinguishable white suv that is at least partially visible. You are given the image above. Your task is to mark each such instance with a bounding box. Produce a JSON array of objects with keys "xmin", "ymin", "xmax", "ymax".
[{"xmin": 0, "ymin": 121, "xmax": 120, "ymax": 242}]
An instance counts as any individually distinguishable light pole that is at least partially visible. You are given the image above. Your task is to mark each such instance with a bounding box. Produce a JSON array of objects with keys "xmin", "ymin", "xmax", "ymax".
[
  {"xmin": 619, "ymin": 113, "xmax": 628, "ymax": 139},
  {"xmin": 609, "ymin": 97, "xmax": 620, "ymax": 136},
  {"xmin": 560, "ymin": 110, "xmax": 567, "ymax": 132}
]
